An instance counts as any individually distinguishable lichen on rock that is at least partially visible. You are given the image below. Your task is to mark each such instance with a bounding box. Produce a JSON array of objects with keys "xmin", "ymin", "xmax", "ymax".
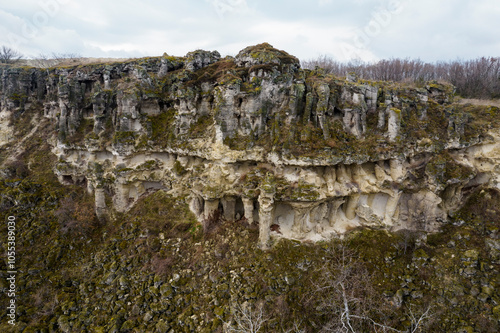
[{"xmin": 1, "ymin": 43, "xmax": 500, "ymax": 248}]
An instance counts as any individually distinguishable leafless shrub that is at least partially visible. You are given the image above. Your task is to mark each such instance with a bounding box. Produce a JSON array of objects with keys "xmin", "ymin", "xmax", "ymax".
[
  {"xmin": 31, "ymin": 52, "xmax": 82, "ymax": 68},
  {"xmin": 150, "ymin": 254, "xmax": 175, "ymax": 276},
  {"xmin": 223, "ymin": 301, "xmax": 269, "ymax": 333},
  {"xmin": 282, "ymin": 320, "xmax": 306, "ymax": 333},
  {"xmin": 310, "ymin": 244, "xmax": 389, "ymax": 332},
  {"xmin": 51, "ymin": 52, "xmax": 81, "ymax": 60},
  {"xmin": 406, "ymin": 304, "xmax": 434, "ymax": 333},
  {"xmin": 394, "ymin": 229, "xmax": 419, "ymax": 255},
  {"xmin": 308, "ymin": 242, "xmax": 432, "ymax": 333},
  {"xmin": 5, "ymin": 158, "xmax": 30, "ymax": 179},
  {"xmin": 55, "ymin": 196, "xmax": 99, "ymax": 236},
  {"xmin": 31, "ymin": 53, "xmax": 59, "ymax": 68},
  {"xmin": 32, "ymin": 287, "xmax": 58, "ymax": 316},
  {"xmin": 0, "ymin": 45, "xmax": 22, "ymax": 64}
]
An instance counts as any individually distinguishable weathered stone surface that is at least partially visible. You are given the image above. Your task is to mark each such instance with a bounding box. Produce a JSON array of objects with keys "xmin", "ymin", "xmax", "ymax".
[{"xmin": 1, "ymin": 43, "xmax": 500, "ymax": 248}]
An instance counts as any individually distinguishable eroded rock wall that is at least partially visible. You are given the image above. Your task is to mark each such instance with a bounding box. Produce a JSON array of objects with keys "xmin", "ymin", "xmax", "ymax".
[{"xmin": 1, "ymin": 43, "xmax": 499, "ymax": 248}]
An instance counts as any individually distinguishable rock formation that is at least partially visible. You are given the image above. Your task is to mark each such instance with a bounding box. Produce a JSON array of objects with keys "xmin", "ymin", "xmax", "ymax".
[{"xmin": 1, "ymin": 43, "xmax": 499, "ymax": 248}]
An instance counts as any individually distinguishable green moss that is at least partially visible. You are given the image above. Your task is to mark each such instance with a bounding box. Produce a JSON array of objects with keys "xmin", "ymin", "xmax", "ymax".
[
  {"xmin": 189, "ymin": 114, "xmax": 213, "ymax": 138},
  {"xmin": 136, "ymin": 160, "xmax": 161, "ymax": 170},
  {"xmin": 240, "ymin": 43, "xmax": 300, "ymax": 68},
  {"xmin": 287, "ymin": 181, "xmax": 320, "ymax": 201},
  {"xmin": 148, "ymin": 108, "xmax": 177, "ymax": 146},
  {"xmin": 114, "ymin": 166, "xmax": 133, "ymax": 175},
  {"xmin": 85, "ymin": 131, "xmax": 99, "ymax": 140},
  {"xmin": 9, "ymin": 91, "xmax": 28, "ymax": 103},
  {"xmin": 223, "ymin": 131, "xmax": 252, "ymax": 151},
  {"xmin": 173, "ymin": 160, "xmax": 186, "ymax": 176},
  {"xmin": 66, "ymin": 118, "xmax": 95, "ymax": 145},
  {"xmin": 425, "ymin": 152, "xmax": 474, "ymax": 186},
  {"xmin": 184, "ymin": 58, "xmax": 245, "ymax": 87},
  {"xmin": 453, "ymin": 188, "xmax": 500, "ymax": 233},
  {"xmin": 461, "ymin": 104, "xmax": 500, "ymax": 141},
  {"xmin": 391, "ymin": 107, "xmax": 401, "ymax": 114},
  {"xmin": 112, "ymin": 131, "xmax": 136, "ymax": 145},
  {"xmin": 202, "ymin": 185, "xmax": 225, "ymax": 198}
]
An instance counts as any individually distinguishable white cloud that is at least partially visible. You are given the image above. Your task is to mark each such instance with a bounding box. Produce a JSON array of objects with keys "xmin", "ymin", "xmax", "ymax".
[
  {"xmin": 206, "ymin": 0, "xmax": 249, "ymax": 18},
  {"xmin": 0, "ymin": 0, "xmax": 499, "ymax": 61},
  {"xmin": 246, "ymin": 20, "xmax": 376, "ymax": 61},
  {"xmin": 318, "ymin": 0, "xmax": 333, "ymax": 6}
]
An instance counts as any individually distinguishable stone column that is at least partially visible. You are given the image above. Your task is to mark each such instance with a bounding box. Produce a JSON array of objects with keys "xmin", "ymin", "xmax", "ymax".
[
  {"xmin": 375, "ymin": 161, "xmax": 389, "ymax": 182},
  {"xmin": 328, "ymin": 199, "xmax": 345, "ymax": 227},
  {"xmin": 324, "ymin": 167, "xmax": 336, "ymax": 194},
  {"xmin": 344, "ymin": 193, "xmax": 360, "ymax": 220},
  {"xmin": 291, "ymin": 202, "xmax": 313, "ymax": 237},
  {"xmin": 258, "ymin": 192, "xmax": 275, "ymax": 250},
  {"xmin": 95, "ymin": 188, "xmax": 107, "ymax": 219},
  {"xmin": 311, "ymin": 203, "xmax": 329, "ymax": 233},
  {"xmin": 242, "ymin": 197, "xmax": 254, "ymax": 225},
  {"xmin": 315, "ymin": 83, "xmax": 330, "ymax": 139},
  {"xmin": 384, "ymin": 191, "xmax": 401, "ymax": 226},
  {"xmin": 221, "ymin": 196, "xmax": 236, "ymax": 221},
  {"xmin": 387, "ymin": 106, "xmax": 401, "ymax": 141},
  {"xmin": 189, "ymin": 195, "xmax": 204, "ymax": 220},
  {"xmin": 336, "ymin": 164, "xmax": 351, "ymax": 183},
  {"xmin": 204, "ymin": 199, "xmax": 220, "ymax": 220},
  {"xmin": 113, "ymin": 183, "xmax": 129, "ymax": 213}
]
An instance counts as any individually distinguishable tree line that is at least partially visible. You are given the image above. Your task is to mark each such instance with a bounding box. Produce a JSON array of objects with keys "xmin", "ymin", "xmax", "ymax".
[
  {"xmin": 302, "ymin": 55, "xmax": 500, "ymax": 99},
  {"xmin": 0, "ymin": 45, "xmax": 80, "ymax": 68}
]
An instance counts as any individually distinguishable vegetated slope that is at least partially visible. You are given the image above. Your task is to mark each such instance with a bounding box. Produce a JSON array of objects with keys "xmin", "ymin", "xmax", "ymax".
[
  {"xmin": 0, "ymin": 126, "xmax": 499, "ymax": 332},
  {"xmin": 0, "ymin": 43, "xmax": 499, "ymax": 332}
]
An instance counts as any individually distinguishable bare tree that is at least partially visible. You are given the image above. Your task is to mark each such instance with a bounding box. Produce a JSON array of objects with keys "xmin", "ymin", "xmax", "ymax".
[
  {"xmin": 302, "ymin": 55, "xmax": 500, "ymax": 99},
  {"xmin": 222, "ymin": 301, "xmax": 268, "ymax": 333},
  {"xmin": 51, "ymin": 52, "xmax": 82, "ymax": 60},
  {"xmin": 0, "ymin": 45, "xmax": 22, "ymax": 64},
  {"xmin": 31, "ymin": 52, "xmax": 83, "ymax": 68},
  {"xmin": 311, "ymin": 244, "xmax": 392, "ymax": 332},
  {"xmin": 309, "ymin": 242, "xmax": 432, "ymax": 333},
  {"xmin": 406, "ymin": 304, "xmax": 433, "ymax": 333},
  {"xmin": 282, "ymin": 320, "xmax": 306, "ymax": 333},
  {"xmin": 31, "ymin": 53, "xmax": 58, "ymax": 68}
]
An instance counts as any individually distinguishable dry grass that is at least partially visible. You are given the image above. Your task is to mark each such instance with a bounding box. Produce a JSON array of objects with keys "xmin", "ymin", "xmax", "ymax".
[
  {"xmin": 24, "ymin": 57, "xmax": 132, "ymax": 67},
  {"xmin": 457, "ymin": 98, "xmax": 500, "ymax": 108}
]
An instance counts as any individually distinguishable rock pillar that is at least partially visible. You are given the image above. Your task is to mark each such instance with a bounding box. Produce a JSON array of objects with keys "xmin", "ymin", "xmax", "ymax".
[
  {"xmin": 242, "ymin": 197, "xmax": 254, "ymax": 225},
  {"xmin": 328, "ymin": 199, "xmax": 345, "ymax": 227},
  {"xmin": 344, "ymin": 193, "xmax": 360, "ymax": 220},
  {"xmin": 113, "ymin": 183, "xmax": 129, "ymax": 212},
  {"xmin": 387, "ymin": 107, "xmax": 401, "ymax": 141},
  {"xmin": 189, "ymin": 195, "xmax": 204, "ymax": 220},
  {"xmin": 95, "ymin": 188, "xmax": 107, "ymax": 219},
  {"xmin": 258, "ymin": 174, "xmax": 276, "ymax": 249},
  {"xmin": 258, "ymin": 192, "xmax": 274, "ymax": 249},
  {"xmin": 204, "ymin": 199, "xmax": 220, "ymax": 220},
  {"xmin": 221, "ymin": 196, "xmax": 236, "ymax": 221},
  {"xmin": 384, "ymin": 191, "xmax": 401, "ymax": 226},
  {"xmin": 291, "ymin": 202, "xmax": 314, "ymax": 237}
]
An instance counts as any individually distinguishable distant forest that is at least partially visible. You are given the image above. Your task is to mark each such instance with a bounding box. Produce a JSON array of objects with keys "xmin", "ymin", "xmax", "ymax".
[{"xmin": 302, "ymin": 56, "xmax": 500, "ymax": 100}]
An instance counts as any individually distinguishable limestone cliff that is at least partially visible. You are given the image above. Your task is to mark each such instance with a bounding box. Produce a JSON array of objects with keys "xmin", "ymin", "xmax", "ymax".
[{"xmin": 1, "ymin": 43, "xmax": 499, "ymax": 248}]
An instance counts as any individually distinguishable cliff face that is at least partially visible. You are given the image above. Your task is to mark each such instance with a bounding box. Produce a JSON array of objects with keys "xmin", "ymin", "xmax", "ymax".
[{"xmin": 1, "ymin": 43, "xmax": 499, "ymax": 247}]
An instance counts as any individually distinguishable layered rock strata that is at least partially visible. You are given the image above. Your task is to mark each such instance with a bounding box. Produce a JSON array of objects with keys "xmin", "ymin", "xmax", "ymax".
[{"xmin": 1, "ymin": 43, "xmax": 499, "ymax": 248}]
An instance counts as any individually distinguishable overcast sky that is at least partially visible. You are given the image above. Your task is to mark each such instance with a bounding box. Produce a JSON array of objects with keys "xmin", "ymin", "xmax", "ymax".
[{"xmin": 1, "ymin": 0, "xmax": 499, "ymax": 62}]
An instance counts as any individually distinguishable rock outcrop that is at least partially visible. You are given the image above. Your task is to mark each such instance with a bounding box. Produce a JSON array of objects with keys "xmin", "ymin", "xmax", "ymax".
[{"xmin": 1, "ymin": 43, "xmax": 499, "ymax": 248}]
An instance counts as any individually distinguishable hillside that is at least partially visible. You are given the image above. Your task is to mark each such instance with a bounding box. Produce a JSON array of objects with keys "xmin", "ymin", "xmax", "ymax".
[{"xmin": 0, "ymin": 43, "xmax": 499, "ymax": 332}]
